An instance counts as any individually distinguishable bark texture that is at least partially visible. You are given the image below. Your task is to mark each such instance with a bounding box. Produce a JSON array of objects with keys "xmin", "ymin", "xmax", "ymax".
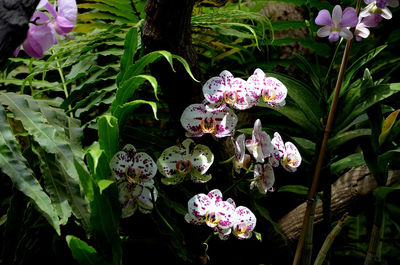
[
  {"xmin": 274, "ymin": 166, "xmax": 400, "ymax": 244},
  {"xmin": 0, "ymin": 0, "xmax": 39, "ymax": 67},
  {"xmin": 142, "ymin": 0, "xmax": 203, "ymax": 124}
]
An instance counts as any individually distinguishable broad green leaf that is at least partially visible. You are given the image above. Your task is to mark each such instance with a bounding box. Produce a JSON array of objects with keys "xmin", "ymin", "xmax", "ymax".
[
  {"xmin": 373, "ymin": 183, "xmax": 400, "ymax": 201},
  {"xmin": 0, "ymin": 93, "xmax": 90, "ymax": 228},
  {"xmin": 0, "ymin": 106, "xmax": 60, "ymax": 235},
  {"xmin": 330, "ymin": 153, "xmax": 365, "ymax": 175},
  {"xmin": 98, "ymin": 115, "xmax": 119, "ymax": 162},
  {"xmin": 66, "ymin": 235, "xmax": 112, "ymax": 265},
  {"xmin": 293, "ymin": 53, "xmax": 321, "ymax": 89},
  {"xmin": 277, "ymin": 185, "xmax": 309, "ymax": 195},
  {"xmin": 341, "ymin": 45, "xmax": 386, "ymax": 92},
  {"xmin": 74, "ymin": 158, "xmax": 95, "ymax": 202},
  {"xmin": 98, "ymin": 179, "xmax": 116, "ymax": 194},
  {"xmin": 338, "ymin": 83, "xmax": 400, "ymax": 129},
  {"xmin": 85, "ymin": 141, "xmax": 112, "ymax": 181},
  {"xmin": 328, "ymin": 129, "xmax": 371, "ymax": 151},
  {"xmin": 379, "ymin": 109, "xmax": 400, "ymax": 146},
  {"xmin": 113, "ymin": 100, "xmax": 158, "ymax": 127}
]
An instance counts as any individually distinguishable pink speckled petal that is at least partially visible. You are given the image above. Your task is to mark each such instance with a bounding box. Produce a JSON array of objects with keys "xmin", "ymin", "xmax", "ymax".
[
  {"xmin": 234, "ymin": 134, "xmax": 246, "ymax": 164},
  {"xmin": 187, "ymin": 193, "xmax": 211, "ymax": 218},
  {"xmin": 214, "ymin": 201, "xmax": 236, "ymax": 229},
  {"xmin": 213, "ymin": 107, "xmax": 238, "ymax": 138},
  {"xmin": 207, "ymin": 189, "xmax": 223, "ymax": 204},
  {"xmin": 263, "ymin": 77, "xmax": 287, "ymax": 107},
  {"xmin": 247, "ymin": 68, "xmax": 265, "ymax": 96},
  {"xmin": 202, "ymin": 76, "xmax": 225, "ymax": 104},
  {"xmin": 180, "ymin": 103, "xmax": 207, "ymax": 137},
  {"xmin": 230, "ymin": 78, "xmax": 258, "ymax": 110},
  {"xmin": 233, "ymin": 206, "xmax": 257, "ymax": 239},
  {"xmin": 281, "ymin": 142, "xmax": 302, "ymax": 172},
  {"xmin": 253, "ymin": 164, "xmax": 275, "ymax": 194},
  {"xmin": 184, "ymin": 213, "xmax": 204, "ymax": 225},
  {"xmin": 217, "ymin": 228, "xmax": 232, "ymax": 240},
  {"xmin": 110, "ymin": 144, "xmax": 136, "ymax": 180},
  {"xmin": 133, "ymin": 152, "xmax": 157, "ymax": 183},
  {"xmin": 270, "ymin": 132, "xmax": 285, "ymax": 167}
]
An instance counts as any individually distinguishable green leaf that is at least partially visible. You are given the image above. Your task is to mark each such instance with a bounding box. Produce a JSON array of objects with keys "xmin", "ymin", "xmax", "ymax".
[
  {"xmin": 0, "ymin": 106, "xmax": 60, "ymax": 235},
  {"xmin": 277, "ymin": 185, "xmax": 309, "ymax": 195},
  {"xmin": 117, "ymin": 27, "xmax": 138, "ymax": 86},
  {"xmin": 342, "ymin": 45, "xmax": 386, "ymax": 92},
  {"xmin": 373, "ymin": 183, "xmax": 400, "ymax": 201},
  {"xmin": 379, "ymin": 109, "xmax": 400, "ymax": 146},
  {"xmin": 112, "ymin": 75, "xmax": 158, "ymax": 113},
  {"xmin": 98, "ymin": 115, "xmax": 119, "ymax": 162},
  {"xmin": 328, "ymin": 129, "xmax": 371, "ymax": 151},
  {"xmin": 113, "ymin": 100, "xmax": 158, "ymax": 127},
  {"xmin": 85, "ymin": 141, "xmax": 112, "ymax": 181},
  {"xmin": 330, "ymin": 153, "xmax": 365, "ymax": 175},
  {"xmin": 66, "ymin": 235, "xmax": 112, "ymax": 265},
  {"xmin": 0, "ymin": 92, "xmax": 90, "ymax": 228},
  {"xmin": 293, "ymin": 53, "xmax": 321, "ymax": 89},
  {"xmin": 97, "ymin": 179, "xmax": 115, "ymax": 194}
]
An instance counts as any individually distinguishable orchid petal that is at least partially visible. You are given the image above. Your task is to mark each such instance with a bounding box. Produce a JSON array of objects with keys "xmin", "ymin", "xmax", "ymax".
[
  {"xmin": 202, "ymin": 76, "xmax": 226, "ymax": 104},
  {"xmin": 184, "ymin": 213, "xmax": 204, "ymax": 225},
  {"xmin": 281, "ymin": 142, "xmax": 302, "ymax": 172},
  {"xmin": 253, "ymin": 164, "xmax": 275, "ymax": 194},
  {"xmin": 187, "ymin": 193, "xmax": 210, "ymax": 218},
  {"xmin": 133, "ymin": 152, "xmax": 157, "ymax": 183},
  {"xmin": 315, "ymin": 9, "xmax": 333, "ymax": 26},
  {"xmin": 339, "ymin": 28, "xmax": 354, "ymax": 40},
  {"xmin": 328, "ymin": 32, "xmax": 340, "ymax": 42},
  {"xmin": 379, "ymin": 7, "xmax": 393, "ymax": 19},
  {"xmin": 339, "ymin": 7, "xmax": 358, "ymax": 27},
  {"xmin": 387, "ymin": 0, "xmax": 399, "ymax": 7},
  {"xmin": 332, "ymin": 5, "xmax": 343, "ymax": 26},
  {"xmin": 317, "ymin": 25, "xmax": 332, "ymax": 37},
  {"xmin": 262, "ymin": 77, "xmax": 287, "ymax": 107},
  {"xmin": 214, "ymin": 201, "xmax": 235, "ymax": 229},
  {"xmin": 118, "ymin": 182, "xmax": 143, "ymax": 218},
  {"xmin": 110, "ymin": 144, "xmax": 136, "ymax": 179},
  {"xmin": 58, "ymin": 0, "xmax": 78, "ymax": 23},
  {"xmin": 190, "ymin": 144, "xmax": 214, "ymax": 175},
  {"xmin": 232, "ymin": 206, "xmax": 256, "ymax": 239},
  {"xmin": 137, "ymin": 187, "xmax": 156, "ymax": 214},
  {"xmin": 180, "ymin": 103, "xmax": 206, "ymax": 137},
  {"xmin": 207, "ymin": 189, "xmax": 223, "ymax": 204},
  {"xmin": 269, "ymin": 132, "xmax": 285, "ymax": 167}
]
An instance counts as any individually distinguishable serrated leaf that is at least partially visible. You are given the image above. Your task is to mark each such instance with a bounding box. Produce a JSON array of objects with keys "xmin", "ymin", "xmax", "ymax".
[{"xmin": 0, "ymin": 106, "xmax": 60, "ymax": 235}]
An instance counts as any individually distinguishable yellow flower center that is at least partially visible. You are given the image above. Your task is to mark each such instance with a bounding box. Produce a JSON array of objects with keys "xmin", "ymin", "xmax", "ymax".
[
  {"xmin": 224, "ymin": 90, "xmax": 238, "ymax": 104},
  {"xmin": 284, "ymin": 156, "xmax": 297, "ymax": 166},
  {"xmin": 200, "ymin": 117, "xmax": 217, "ymax": 134},
  {"xmin": 262, "ymin": 89, "xmax": 277, "ymax": 102},
  {"xmin": 205, "ymin": 211, "xmax": 221, "ymax": 228},
  {"xmin": 233, "ymin": 223, "xmax": 248, "ymax": 237}
]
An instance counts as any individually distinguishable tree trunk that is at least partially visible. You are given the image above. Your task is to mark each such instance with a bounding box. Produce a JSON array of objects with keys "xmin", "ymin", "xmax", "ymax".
[
  {"xmin": 272, "ymin": 166, "xmax": 400, "ymax": 244},
  {"xmin": 0, "ymin": 0, "xmax": 39, "ymax": 67},
  {"xmin": 142, "ymin": 0, "xmax": 203, "ymax": 126}
]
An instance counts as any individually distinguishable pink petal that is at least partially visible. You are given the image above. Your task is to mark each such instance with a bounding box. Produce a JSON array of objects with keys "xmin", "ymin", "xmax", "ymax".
[
  {"xmin": 315, "ymin": 9, "xmax": 333, "ymax": 26},
  {"xmin": 58, "ymin": 0, "xmax": 78, "ymax": 23},
  {"xmin": 188, "ymin": 193, "xmax": 211, "ymax": 218},
  {"xmin": 339, "ymin": 7, "xmax": 358, "ymax": 27},
  {"xmin": 332, "ymin": 5, "xmax": 343, "ymax": 26}
]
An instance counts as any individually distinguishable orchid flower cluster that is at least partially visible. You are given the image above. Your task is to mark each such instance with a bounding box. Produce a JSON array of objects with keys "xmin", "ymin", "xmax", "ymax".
[
  {"xmin": 315, "ymin": 0, "xmax": 398, "ymax": 42},
  {"xmin": 110, "ymin": 68, "xmax": 301, "ymax": 242},
  {"xmin": 14, "ymin": 0, "xmax": 77, "ymax": 58},
  {"xmin": 185, "ymin": 189, "xmax": 257, "ymax": 240}
]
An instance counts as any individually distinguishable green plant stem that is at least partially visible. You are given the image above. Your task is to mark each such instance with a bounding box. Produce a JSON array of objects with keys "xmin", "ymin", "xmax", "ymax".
[
  {"xmin": 302, "ymin": 201, "xmax": 316, "ymax": 265},
  {"xmin": 52, "ymin": 50, "xmax": 72, "ymax": 116},
  {"xmin": 313, "ymin": 213, "xmax": 350, "ymax": 265},
  {"xmin": 323, "ymin": 38, "xmax": 344, "ymax": 95},
  {"xmin": 222, "ymin": 164, "xmax": 253, "ymax": 195},
  {"xmin": 292, "ymin": 1, "xmax": 359, "ymax": 260},
  {"xmin": 364, "ymin": 199, "xmax": 385, "ymax": 265},
  {"xmin": 155, "ymin": 205, "xmax": 175, "ymax": 233}
]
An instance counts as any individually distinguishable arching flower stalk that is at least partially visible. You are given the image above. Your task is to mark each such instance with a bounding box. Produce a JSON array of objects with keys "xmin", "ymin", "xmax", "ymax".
[{"xmin": 157, "ymin": 138, "xmax": 214, "ymax": 185}]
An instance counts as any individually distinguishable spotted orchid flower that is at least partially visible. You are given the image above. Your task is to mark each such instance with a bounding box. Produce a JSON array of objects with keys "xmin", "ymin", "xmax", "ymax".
[
  {"xmin": 232, "ymin": 134, "xmax": 251, "ymax": 174},
  {"xmin": 231, "ymin": 206, "xmax": 257, "ymax": 240},
  {"xmin": 185, "ymin": 189, "xmax": 236, "ymax": 240},
  {"xmin": 110, "ymin": 144, "xmax": 158, "ymax": 217},
  {"xmin": 202, "ymin": 70, "xmax": 259, "ymax": 110},
  {"xmin": 118, "ymin": 181, "xmax": 158, "ymax": 217},
  {"xmin": 245, "ymin": 119, "xmax": 274, "ymax": 163},
  {"xmin": 355, "ymin": 14, "xmax": 382, "ymax": 41},
  {"xmin": 315, "ymin": 5, "xmax": 358, "ymax": 42},
  {"xmin": 250, "ymin": 163, "xmax": 275, "ymax": 194},
  {"xmin": 269, "ymin": 132, "xmax": 301, "ymax": 172},
  {"xmin": 360, "ymin": 0, "xmax": 399, "ymax": 20},
  {"xmin": 180, "ymin": 102, "xmax": 238, "ymax": 138},
  {"xmin": 157, "ymin": 138, "xmax": 214, "ymax": 185},
  {"xmin": 247, "ymin": 68, "xmax": 287, "ymax": 107}
]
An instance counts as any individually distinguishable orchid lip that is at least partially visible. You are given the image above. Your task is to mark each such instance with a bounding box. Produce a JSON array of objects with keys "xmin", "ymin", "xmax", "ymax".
[
  {"xmin": 284, "ymin": 156, "xmax": 297, "ymax": 165},
  {"xmin": 176, "ymin": 160, "xmax": 192, "ymax": 174},
  {"xmin": 125, "ymin": 168, "xmax": 142, "ymax": 183},
  {"xmin": 262, "ymin": 89, "xmax": 277, "ymax": 102},
  {"xmin": 224, "ymin": 90, "xmax": 238, "ymax": 104},
  {"xmin": 200, "ymin": 117, "xmax": 217, "ymax": 133},
  {"xmin": 205, "ymin": 211, "xmax": 221, "ymax": 228},
  {"xmin": 233, "ymin": 223, "xmax": 248, "ymax": 237}
]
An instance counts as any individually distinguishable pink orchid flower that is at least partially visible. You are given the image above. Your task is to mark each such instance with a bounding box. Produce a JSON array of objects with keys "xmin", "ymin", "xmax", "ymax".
[
  {"xmin": 360, "ymin": 0, "xmax": 399, "ymax": 20},
  {"xmin": 231, "ymin": 206, "xmax": 257, "ymax": 240},
  {"xmin": 315, "ymin": 5, "xmax": 358, "ymax": 42},
  {"xmin": 251, "ymin": 163, "xmax": 275, "ymax": 194},
  {"xmin": 202, "ymin": 70, "xmax": 259, "ymax": 110},
  {"xmin": 245, "ymin": 119, "xmax": 274, "ymax": 163},
  {"xmin": 110, "ymin": 144, "xmax": 158, "ymax": 217},
  {"xmin": 247, "ymin": 68, "xmax": 287, "ymax": 107},
  {"xmin": 232, "ymin": 134, "xmax": 251, "ymax": 173},
  {"xmin": 180, "ymin": 102, "xmax": 238, "ymax": 138},
  {"xmin": 269, "ymin": 132, "xmax": 302, "ymax": 172}
]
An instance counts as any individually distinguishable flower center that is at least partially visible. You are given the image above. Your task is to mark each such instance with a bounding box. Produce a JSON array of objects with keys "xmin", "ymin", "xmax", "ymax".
[
  {"xmin": 262, "ymin": 89, "xmax": 277, "ymax": 102},
  {"xmin": 233, "ymin": 223, "xmax": 248, "ymax": 237},
  {"xmin": 125, "ymin": 167, "xmax": 142, "ymax": 183},
  {"xmin": 284, "ymin": 155, "xmax": 297, "ymax": 166},
  {"xmin": 224, "ymin": 90, "xmax": 238, "ymax": 104},
  {"xmin": 205, "ymin": 211, "xmax": 221, "ymax": 228},
  {"xmin": 176, "ymin": 160, "xmax": 192, "ymax": 174},
  {"xmin": 200, "ymin": 117, "xmax": 217, "ymax": 134}
]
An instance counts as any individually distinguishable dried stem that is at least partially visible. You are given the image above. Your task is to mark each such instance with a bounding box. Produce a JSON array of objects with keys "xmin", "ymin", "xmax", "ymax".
[{"xmin": 313, "ymin": 213, "xmax": 350, "ymax": 265}]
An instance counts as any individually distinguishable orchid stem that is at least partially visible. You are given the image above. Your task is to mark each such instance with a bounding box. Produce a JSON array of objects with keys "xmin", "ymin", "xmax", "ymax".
[
  {"xmin": 155, "ymin": 205, "xmax": 175, "ymax": 233},
  {"xmin": 292, "ymin": 0, "xmax": 360, "ymax": 261},
  {"xmin": 223, "ymin": 164, "xmax": 253, "ymax": 195},
  {"xmin": 219, "ymin": 156, "xmax": 234, "ymax": 164},
  {"xmin": 53, "ymin": 50, "xmax": 73, "ymax": 117}
]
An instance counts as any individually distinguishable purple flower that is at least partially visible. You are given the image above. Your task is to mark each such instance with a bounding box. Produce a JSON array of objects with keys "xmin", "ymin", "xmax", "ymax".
[
  {"xmin": 355, "ymin": 14, "xmax": 382, "ymax": 41},
  {"xmin": 360, "ymin": 0, "xmax": 399, "ymax": 20},
  {"xmin": 14, "ymin": 0, "xmax": 77, "ymax": 58},
  {"xmin": 315, "ymin": 5, "xmax": 358, "ymax": 42},
  {"xmin": 180, "ymin": 101, "xmax": 238, "ymax": 138}
]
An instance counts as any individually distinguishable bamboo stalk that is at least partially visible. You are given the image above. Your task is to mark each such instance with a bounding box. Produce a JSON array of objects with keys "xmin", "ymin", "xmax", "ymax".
[
  {"xmin": 302, "ymin": 201, "xmax": 316, "ymax": 265},
  {"xmin": 364, "ymin": 199, "xmax": 384, "ymax": 265},
  {"xmin": 313, "ymin": 213, "xmax": 350, "ymax": 265}
]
